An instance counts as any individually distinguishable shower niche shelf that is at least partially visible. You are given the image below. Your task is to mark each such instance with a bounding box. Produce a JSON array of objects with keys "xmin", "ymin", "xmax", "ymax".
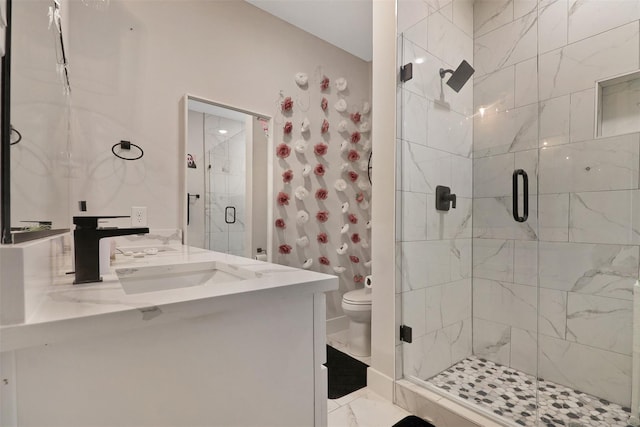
[{"xmin": 596, "ymin": 69, "xmax": 640, "ymax": 138}]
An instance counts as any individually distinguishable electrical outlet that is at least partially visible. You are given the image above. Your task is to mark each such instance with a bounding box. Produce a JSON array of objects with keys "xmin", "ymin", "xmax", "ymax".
[{"xmin": 131, "ymin": 207, "xmax": 147, "ymax": 227}]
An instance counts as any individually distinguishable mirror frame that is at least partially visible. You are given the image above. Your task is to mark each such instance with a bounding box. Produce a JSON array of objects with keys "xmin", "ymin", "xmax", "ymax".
[
  {"xmin": 1, "ymin": 0, "xmax": 12, "ymax": 244},
  {"xmin": 181, "ymin": 94, "xmax": 274, "ymax": 261}
]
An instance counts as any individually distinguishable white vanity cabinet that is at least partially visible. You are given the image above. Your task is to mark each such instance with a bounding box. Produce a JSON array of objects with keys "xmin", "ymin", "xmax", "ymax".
[{"xmin": 0, "ymin": 237, "xmax": 336, "ymax": 427}]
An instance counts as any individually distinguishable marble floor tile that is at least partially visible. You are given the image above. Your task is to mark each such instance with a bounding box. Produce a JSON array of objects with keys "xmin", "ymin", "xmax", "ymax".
[
  {"xmin": 328, "ymin": 399, "xmax": 341, "ymax": 413},
  {"xmin": 328, "ymin": 388, "xmax": 412, "ymax": 427}
]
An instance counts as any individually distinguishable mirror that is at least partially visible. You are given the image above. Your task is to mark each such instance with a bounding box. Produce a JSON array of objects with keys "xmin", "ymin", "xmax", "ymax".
[
  {"xmin": 4, "ymin": 0, "xmax": 72, "ymax": 242},
  {"xmin": 3, "ymin": 0, "xmax": 372, "ymax": 269},
  {"xmin": 3, "ymin": 0, "xmax": 373, "ymax": 333},
  {"xmin": 184, "ymin": 96, "xmax": 271, "ymax": 258}
]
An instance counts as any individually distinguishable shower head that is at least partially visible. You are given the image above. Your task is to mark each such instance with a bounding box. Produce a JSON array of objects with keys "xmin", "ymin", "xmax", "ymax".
[{"xmin": 439, "ymin": 60, "xmax": 475, "ymax": 92}]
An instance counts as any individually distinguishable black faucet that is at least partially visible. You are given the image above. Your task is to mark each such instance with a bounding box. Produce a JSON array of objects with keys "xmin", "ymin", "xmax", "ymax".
[{"xmin": 73, "ymin": 216, "xmax": 149, "ymax": 284}]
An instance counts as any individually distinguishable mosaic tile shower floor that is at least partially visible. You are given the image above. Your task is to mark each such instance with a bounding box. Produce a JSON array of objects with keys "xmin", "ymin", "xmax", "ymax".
[{"xmin": 428, "ymin": 357, "xmax": 634, "ymax": 427}]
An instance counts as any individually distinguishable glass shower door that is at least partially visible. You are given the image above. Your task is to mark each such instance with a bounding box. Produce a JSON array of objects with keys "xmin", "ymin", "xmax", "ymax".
[
  {"xmin": 396, "ymin": 3, "xmax": 541, "ymax": 424},
  {"xmin": 397, "ymin": 10, "xmax": 479, "ymax": 387},
  {"xmin": 204, "ymin": 114, "xmax": 247, "ymax": 257}
]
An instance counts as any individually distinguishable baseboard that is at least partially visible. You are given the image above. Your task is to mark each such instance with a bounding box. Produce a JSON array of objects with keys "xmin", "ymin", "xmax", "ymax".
[
  {"xmin": 326, "ymin": 316, "xmax": 349, "ymax": 335},
  {"xmin": 366, "ymin": 367, "xmax": 394, "ymax": 401}
]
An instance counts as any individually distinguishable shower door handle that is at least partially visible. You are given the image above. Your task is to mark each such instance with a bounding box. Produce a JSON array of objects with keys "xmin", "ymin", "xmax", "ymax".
[
  {"xmin": 512, "ymin": 169, "xmax": 528, "ymax": 222},
  {"xmin": 225, "ymin": 206, "xmax": 236, "ymax": 224}
]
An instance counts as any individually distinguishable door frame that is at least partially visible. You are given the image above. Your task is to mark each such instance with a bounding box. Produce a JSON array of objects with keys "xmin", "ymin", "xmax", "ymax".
[{"xmin": 181, "ymin": 94, "xmax": 273, "ymax": 260}]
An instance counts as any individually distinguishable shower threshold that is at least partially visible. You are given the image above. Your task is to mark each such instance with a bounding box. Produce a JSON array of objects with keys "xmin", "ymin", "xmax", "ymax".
[{"xmin": 423, "ymin": 356, "xmax": 633, "ymax": 427}]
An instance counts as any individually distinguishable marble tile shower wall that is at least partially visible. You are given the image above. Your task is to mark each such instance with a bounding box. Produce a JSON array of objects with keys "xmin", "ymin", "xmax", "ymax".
[
  {"xmin": 472, "ymin": 0, "xmax": 640, "ymax": 407},
  {"xmin": 396, "ymin": 0, "xmax": 475, "ymax": 382},
  {"xmin": 204, "ymin": 115, "xmax": 246, "ymax": 257}
]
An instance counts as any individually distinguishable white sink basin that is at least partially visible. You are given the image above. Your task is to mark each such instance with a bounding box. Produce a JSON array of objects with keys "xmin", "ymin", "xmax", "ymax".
[
  {"xmin": 115, "ymin": 261, "xmax": 260, "ymax": 295},
  {"xmin": 116, "ymin": 245, "xmax": 179, "ymax": 256}
]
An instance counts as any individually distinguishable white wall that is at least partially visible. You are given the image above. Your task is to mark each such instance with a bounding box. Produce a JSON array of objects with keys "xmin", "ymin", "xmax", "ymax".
[
  {"xmin": 369, "ymin": 0, "xmax": 398, "ymax": 401},
  {"xmin": 59, "ymin": 0, "xmax": 370, "ymax": 231}
]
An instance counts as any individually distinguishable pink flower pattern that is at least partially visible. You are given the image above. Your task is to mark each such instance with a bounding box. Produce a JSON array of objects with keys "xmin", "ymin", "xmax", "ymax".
[
  {"xmin": 350, "ymin": 131, "xmax": 361, "ymax": 144},
  {"xmin": 316, "ymin": 210, "xmax": 329, "ymax": 223},
  {"xmin": 348, "ymin": 213, "xmax": 358, "ymax": 224},
  {"xmin": 282, "ymin": 169, "xmax": 294, "ymax": 183},
  {"xmin": 321, "ymin": 119, "xmax": 329, "ymax": 134},
  {"xmin": 279, "ymin": 244, "xmax": 292, "ymax": 254},
  {"xmin": 315, "ymin": 188, "xmax": 329, "ymax": 200},
  {"xmin": 277, "ymin": 191, "xmax": 290, "ymax": 206},
  {"xmin": 319, "ymin": 256, "xmax": 330, "ymax": 266},
  {"xmin": 350, "ymin": 112, "xmax": 361, "ymax": 124},
  {"xmin": 347, "ymin": 150, "xmax": 360, "ymax": 162},
  {"xmin": 355, "ymin": 192, "xmax": 365, "ymax": 203},
  {"xmin": 314, "ymin": 143, "xmax": 328, "ymax": 156},
  {"xmin": 321, "ymin": 97, "xmax": 328, "ymax": 111},
  {"xmin": 354, "ymin": 274, "xmax": 364, "ymax": 283},
  {"xmin": 321, "ymin": 76, "xmax": 330, "ymax": 91},
  {"xmin": 348, "ymin": 171, "xmax": 359, "ymax": 182},
  {"xmin": 351, "ymin": 233, "xmax": 361, "ymax": 244},
  {"xmin": 283, "ymin": 121, "xmax": 293, "ymax": 134},
  {"xmin": 281, "ymin": 96, "xmax": 293, "ymax": 112},
  {"xmin": 276, "ymin": 143, "xmax": 291, "ymax": 159},
  {"xmin": 314, "ymin": 164, "xmax": 325, "ymax": 177},
  {"xmin": 349, "ymin": 255, "xmax": 360, "ymax": 264},
  {"xmin": 275, "ymin": 218, "xmax": 286, "ymax": 229},
  {"xmin": 317, "ymin": 232, "xmax": 328, "ymax": 244}
]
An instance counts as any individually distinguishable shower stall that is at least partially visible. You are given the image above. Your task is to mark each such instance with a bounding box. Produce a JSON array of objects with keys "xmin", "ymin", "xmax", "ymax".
[
  {"xmin": 396, "ymin": 1, "xmax": 640, "ymax": 426},
  {"xmin": 203, "ymin": 114, "xmax": 248, "ymax": 257},
  {"xmin": 186, "ymin": 102, "xmax": 251, "ymax": 257}
]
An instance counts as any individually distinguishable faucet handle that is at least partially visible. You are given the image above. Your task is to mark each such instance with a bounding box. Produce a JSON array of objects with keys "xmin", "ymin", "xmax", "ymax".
[
  {"xmin": 73, "ymin": 216, "xmax": 130, "ymax": 229},
  {"xmin": 435, "ymin": 186, "xmax": 457, "ymax": 211},
  {"xmin": 450, "ymin": 194, "xmax": 457, "ymax": 209}
]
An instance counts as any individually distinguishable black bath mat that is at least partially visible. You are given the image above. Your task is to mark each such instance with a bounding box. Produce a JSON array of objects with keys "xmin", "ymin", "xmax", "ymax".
[
  {"xmin": 325, "ymin": 345, "xmax": 368, "ymax": 399},
  {"xmin": 392, "ymin": 415, "xmax": 436, "ymax": 427}
]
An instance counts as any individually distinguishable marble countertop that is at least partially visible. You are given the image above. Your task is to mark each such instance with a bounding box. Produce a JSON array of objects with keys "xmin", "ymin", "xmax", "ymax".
[{"xmin": 0, "ymin": 244, "xmax": 338, "ymax": 351}]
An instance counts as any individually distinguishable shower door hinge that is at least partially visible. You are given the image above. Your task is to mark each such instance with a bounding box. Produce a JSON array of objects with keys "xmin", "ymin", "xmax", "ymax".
[
  {"xmin": 400, "ymin": 325, "xmax": 413, "ymax": 343},
  {"xmin": 400, "ymin": 63, "xmax": 413, "ymax": 82}
]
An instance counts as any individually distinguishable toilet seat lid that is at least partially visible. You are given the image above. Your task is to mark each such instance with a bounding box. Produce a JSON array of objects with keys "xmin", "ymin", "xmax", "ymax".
[{"xmin": 343, "ymin": 288, "xmax": 372, "ymax": 305}]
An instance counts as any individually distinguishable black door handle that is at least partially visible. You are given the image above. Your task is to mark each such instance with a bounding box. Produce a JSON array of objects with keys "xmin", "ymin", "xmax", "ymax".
[
  {"xmin": 512, "ymin": 169, "xmax": 528, "ymax": 222},
  {"xmin": 225, "ymin": 206, "xmax": 236, "ymax": 224}
]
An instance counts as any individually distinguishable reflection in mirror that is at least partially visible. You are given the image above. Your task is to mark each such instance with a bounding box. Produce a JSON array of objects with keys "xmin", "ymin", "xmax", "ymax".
[
  {"xmin": 8, "ymin": 0, "xmax": 72, "ymax": 241},
  {"xmin": 185, "ymin": 97, "xmax": 270, "ymax": 258},
  {"xmin": 3, "ymin": 0, "xmax": 370, "ymax": 262}
]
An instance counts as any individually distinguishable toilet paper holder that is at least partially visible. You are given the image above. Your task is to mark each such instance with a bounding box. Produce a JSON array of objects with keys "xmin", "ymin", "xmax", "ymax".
[
  {"xmin": 365, "ymin": 275, "xmax": 373, "ymax": 289},
  {"xmin": 255, "ymin": 247, "xmax": 268, "ymax": 261}
]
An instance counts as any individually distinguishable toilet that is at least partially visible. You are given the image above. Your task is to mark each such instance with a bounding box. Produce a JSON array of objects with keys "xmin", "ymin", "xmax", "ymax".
[{"xmin": 341, "ymin": 288, "xmax": 372, "ymax": 357}]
